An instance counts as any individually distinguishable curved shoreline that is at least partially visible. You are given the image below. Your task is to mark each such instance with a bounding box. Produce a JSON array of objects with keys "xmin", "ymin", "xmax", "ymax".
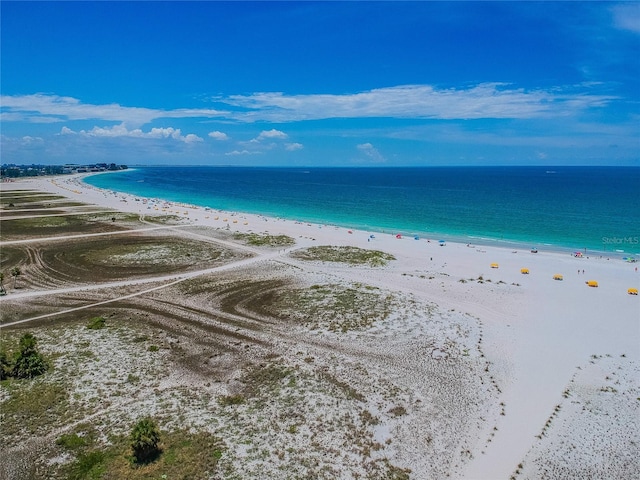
[{"xmin": 82, "ymin": 168, "xmax": 640, "ymax": 257}]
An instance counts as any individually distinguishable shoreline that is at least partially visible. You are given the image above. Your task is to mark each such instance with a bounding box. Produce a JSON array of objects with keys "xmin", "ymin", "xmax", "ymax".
[
  {"xmin": 2, "ymin": 173, "xmax": 638, "ymax": 479},
  {"xmin": 82, "ymin": 169, "xmax": 640, "ymax": 257}
]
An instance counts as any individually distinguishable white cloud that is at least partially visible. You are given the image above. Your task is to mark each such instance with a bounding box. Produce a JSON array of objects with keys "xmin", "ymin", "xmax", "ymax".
[
  {"xmin": 1, "ymin": 94, "xmax": 226, "ymax": 128},
  {"xmin": 183, "ymin": 133, "xmax": 203, "ymax": 143},
  {"xmin": 2, "ymin": 83, "xmax": 619, "ymax": 131},
  {"xmin": 357, "ymin": 143, "xmax": 385, "ymax": 162},
  {"xmin": 60, "ymin": 124, "xmax": 203, "ymax": 143},
  {"xmin": 208, "ymin": 130, "xmax": 229, "ymax": 141},
  {"xmin": 285, "ymin": 142, "xmax": 304, "ymax": 151},
  {"xmin": 222, "ymin": 83, "xmax": 617, "ymax": 122},
  {"xmin": 21, "ymin": 136, "xmax": 43, "ymax": 144},
  {"xmin": 225, "ymin": 149, "xmax": 259, "ymax": 156},
  {"xmin": 251, "ymin": 129, "xmax": 288, "ymax": 142},
  {"xmin": 612, "ymin": 3, "xmax": 640, "ymax": 33}
]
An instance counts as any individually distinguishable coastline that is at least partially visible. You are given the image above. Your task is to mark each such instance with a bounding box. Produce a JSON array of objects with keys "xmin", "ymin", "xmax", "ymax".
[
  {"xmin": 82, "ymin": 167, "xmax": 640, "ymax": 257},
  {"xmin": 2, "ymin": 173, "xmax": 638, "ymax": 479}
]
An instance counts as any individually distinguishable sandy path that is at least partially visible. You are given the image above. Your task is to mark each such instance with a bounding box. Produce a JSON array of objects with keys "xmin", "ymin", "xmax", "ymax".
[{"xmin": 0, "ymin": 247, "xmax": 299, "ymax": 327}]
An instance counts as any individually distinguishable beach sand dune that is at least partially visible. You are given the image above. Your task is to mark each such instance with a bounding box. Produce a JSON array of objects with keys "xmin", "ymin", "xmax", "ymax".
[{"xmin": 1, "ymin": 174, "xmax": 638, "ymax": 479}]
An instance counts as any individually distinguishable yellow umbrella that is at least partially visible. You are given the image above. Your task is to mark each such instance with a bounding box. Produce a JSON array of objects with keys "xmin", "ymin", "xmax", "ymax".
[
  {"xmin": 628, "ymin": 288, "xmax": 638, "ymax": 295},
  {"xmin": 586, "ymin": 280, "xmax": 598, "ymax": 287},
  {"xmin": 553, "ymin": 274, "xmax": 563, "ymax": 281},
  {"xmin": 490, "ymin": 263, "xmax": 499, "ymax": 268},
  {"xmin": 521, "ymin": 268, "xmax": 529, "ymax": 274}
]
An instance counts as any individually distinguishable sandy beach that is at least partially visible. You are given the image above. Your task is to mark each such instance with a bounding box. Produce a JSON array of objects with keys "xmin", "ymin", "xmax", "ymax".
[{"xmin": 1, "ymin": 173, "xmax": 638, "ymax": 479}]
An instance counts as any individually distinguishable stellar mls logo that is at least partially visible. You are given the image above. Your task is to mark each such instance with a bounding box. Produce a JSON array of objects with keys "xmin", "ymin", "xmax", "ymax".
[{"xmin": 602, "ymin": 236, "xmax": 639, "ymax": 245}]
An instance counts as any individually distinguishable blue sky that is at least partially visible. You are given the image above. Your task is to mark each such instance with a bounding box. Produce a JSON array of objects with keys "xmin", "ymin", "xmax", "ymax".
[{"xmin": 1, "ymin": 1, "xmax": 639, "ymax": 166}]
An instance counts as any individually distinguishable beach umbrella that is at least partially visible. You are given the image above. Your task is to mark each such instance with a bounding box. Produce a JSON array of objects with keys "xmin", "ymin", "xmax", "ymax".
[
  {"xmin": 438, "ymin": 240, "xmax": 446, "ymax": 246},
  {"xmin": 586, "ymin": 280, "xmax": 598, "ymax": 287},
  {"xmin": 521, "ymin": 268, "xmax": 529, "ymax": 274},
  {"xmin": 553, "ymin": 274, "xmax": 563, "ymax": 281},
  {"xmin": 490, "ymin": 263, "xmax": 499, "ymax": 268},
  {"xmin": 369, "ymin": 234, "xmax": 375, "ymax": 239},
  {"xmin": 414, "ymin": 235, "xmax": 420, "ymax": 240},
  {"xmin": 396, "ymin": 234, "xmax": 402, "ymax": 239},
  {"xmin": 628, "ymin": 288, "xmax": 638, "ymax": 295},
  {"xmin": 531, "ymin": 248, "xmax": 538, "ymax": 253}
]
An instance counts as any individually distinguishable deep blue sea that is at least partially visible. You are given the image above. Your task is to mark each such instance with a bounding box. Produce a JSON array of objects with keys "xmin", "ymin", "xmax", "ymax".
[{"xmin": 84, "ymin": 166, "xmax": 640, "ymax": 255}]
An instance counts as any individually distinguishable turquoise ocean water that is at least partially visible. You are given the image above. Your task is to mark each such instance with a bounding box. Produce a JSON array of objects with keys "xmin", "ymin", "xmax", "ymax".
[{"xmin": 84, "ymin": 166, "xmax": 640, "ymax": 255}]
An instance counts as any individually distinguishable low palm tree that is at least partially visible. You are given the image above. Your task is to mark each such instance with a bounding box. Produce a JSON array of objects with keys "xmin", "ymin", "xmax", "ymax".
[
  {"xmin": 11, "ymin": 267, "xmax": 21, "ymax": 289},
  {"xmin": 0, "ymin": 272, "xmax": 5, "ymax": 294},
  {"xmin": 130, "ymin": 417, "xmax": 161, "ymax": 464}
]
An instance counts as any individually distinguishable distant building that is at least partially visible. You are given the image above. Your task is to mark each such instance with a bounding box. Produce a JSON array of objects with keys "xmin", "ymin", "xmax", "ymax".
[{"xmin": 0, "ymin": 163, "xmax": 128, "ymax": 178}]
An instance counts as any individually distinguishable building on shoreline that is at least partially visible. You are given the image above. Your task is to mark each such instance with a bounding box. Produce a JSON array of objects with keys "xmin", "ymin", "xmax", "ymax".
[{"xmin": 1, "ymin": 163, "xmax": 127, "ymax": 179}]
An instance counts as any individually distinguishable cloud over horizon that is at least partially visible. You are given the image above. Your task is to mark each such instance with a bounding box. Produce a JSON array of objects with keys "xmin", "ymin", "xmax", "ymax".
[
  {"xmin": 60, "ymin": 124, "xmax": 203, "ymax": 143},
  {"xmin": 221, "ymin": 83, "xmax": 617, "ymax": 123},
  {"xmin": 0, "ymin": 83, "xmax": 618, "ymax": 130}
]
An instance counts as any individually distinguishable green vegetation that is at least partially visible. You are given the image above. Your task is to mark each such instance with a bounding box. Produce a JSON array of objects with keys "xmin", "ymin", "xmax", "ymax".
[
  {"xmin": 218, "ymin": 394, "xmax": 246, "ymax": 406},
  {"xmin": 1, "ymin": 332, "xmax": 49, "ymax": 379},
  {"xmin": 293, "ymin": 245, "xmax": 395, "ymax": 266},
  {"xmin": 143, "ymin": 214, "xmax": 186, "ymax": 225},
  {"xmin": 56, "ymin": 433, "xmax": 88, "ymax": 450},
  {"xmin": 130, "ymin": 417, "xmax": 162, "ymax": 465},
  {"xmin": 0, "ymin": 349, "xmax": 11, "ymax": 380},
  {"xmin": 233, "ymin": 232, "xmax": 295, "ymax": 247},
  {"xmin": 56, "ymin": 426, "xmax": 223, "ymax": 480},
  {"xmin": 10, "ymin": 266, "xmax": 22, "ymax": 289},
  {"xmin": 86, "ymin": 316, "xmax": 106, "ymax": 330},
  {"xmin": 0, "ymin": 381, "xmax": 68, "ymax": 437},
  {"xmin": 267, "ymin": 283, "xmax": 396, "ymax": 332}
]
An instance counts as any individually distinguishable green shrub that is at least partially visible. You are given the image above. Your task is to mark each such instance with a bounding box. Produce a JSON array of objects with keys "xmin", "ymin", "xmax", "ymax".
[
  {"xmin": 0, "ymin": 350, "xmax": 10, "ymax": 380},
  {"xmin": 12, "ymin": 333, "xmax": 48, "ymax": 379},
  {"xmin": 56, "ymin": 433, "xmax": 88, "ymax": 450},
  {"xmin": 86, "ymin": 316, "xmax": 106, "ymax": 330},
  {"xmin": 68, "ymin": 450, "xmax": 107, "ymax": 479},
  {"xmin": 130, "ymin": 418, "xmax": 161, "ymax": 465}
]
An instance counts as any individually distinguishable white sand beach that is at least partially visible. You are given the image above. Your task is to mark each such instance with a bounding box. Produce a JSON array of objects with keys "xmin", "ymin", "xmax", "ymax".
[{"xmin": 2, "ymin": 173, "xmax": 638, "ymax": 479}]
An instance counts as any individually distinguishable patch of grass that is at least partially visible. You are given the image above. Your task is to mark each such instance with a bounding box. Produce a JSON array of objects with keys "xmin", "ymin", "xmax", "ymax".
[
  {"xmin": 67, "ymin": 450, "xmax": 108, "ymax": 480},
  {"xmin": 147, "ymin": 345, "xmax": 159, "ymax": 352},
  {"xmin": 1, "ymin": 380, "xmax": 69, "ymax": 437},
  {"xmin": 56, "ymin": 428, "xmax": 224, "ymax": 480},
  {"xmin": 240, "ymin": 362, "xmax": 293, "ymax": 398},
  {"xmin": 86, "ymin": 316, "xmax": 106, "ymax": 330},
  {"xmin": 233, "ymin": 232, "xmax": 295, "ymax": 247},
  {"xmin": 218, "ymin": 394, "xmax": 246, "ymax": 406},
  {"xmin": 293, "ymin": 245, "xmax": 395, "ymax": 267},
  {"xmin": 56, "ymin": 433, "xmax": 88, "ymax": 450},
  {"xmin": 143, "ymin": 215, "xmax": 186, "ymax": 225},
  {"xmin": 267, "ymin": 283, "xmax": 396, "ymax": 332}
]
